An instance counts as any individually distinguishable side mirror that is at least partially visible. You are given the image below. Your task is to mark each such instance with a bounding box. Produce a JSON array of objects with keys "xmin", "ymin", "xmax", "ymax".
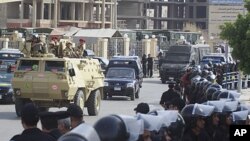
[{"xmin": 68, "ymin": 68, "xmax": 75, "ymax": 77}]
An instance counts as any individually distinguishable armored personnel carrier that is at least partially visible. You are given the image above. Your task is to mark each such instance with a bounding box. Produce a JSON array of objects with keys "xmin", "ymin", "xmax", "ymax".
[{"xmin": 12, "ymin": 37, "xmax": 104, "ymax": 116}]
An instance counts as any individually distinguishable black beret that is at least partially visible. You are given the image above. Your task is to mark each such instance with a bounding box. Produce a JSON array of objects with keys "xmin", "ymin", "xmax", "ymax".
[
  {"xmin": 67, "ymin": 104, "xmax": 83, "ymax": 118},
  {"xmin": 134, "ymin": 103, "xmax": 150, "ymax": 114}
]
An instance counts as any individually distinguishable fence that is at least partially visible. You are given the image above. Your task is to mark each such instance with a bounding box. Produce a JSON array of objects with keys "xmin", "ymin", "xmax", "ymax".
[{"xmin": 222, "ymin": 71, "xmax": 250, "ymax": 90}]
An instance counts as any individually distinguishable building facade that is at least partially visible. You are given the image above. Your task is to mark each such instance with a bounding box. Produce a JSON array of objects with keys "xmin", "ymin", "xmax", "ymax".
[{"xmin": 0, "ymin": 0, "xmax": 114, "ymax": 28}]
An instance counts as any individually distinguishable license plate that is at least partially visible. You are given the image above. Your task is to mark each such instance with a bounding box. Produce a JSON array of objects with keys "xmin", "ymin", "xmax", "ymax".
[
  {"xmin": 0, "ymin": 95, "xmax": 2, "ymax": 99},
  {"xmin": 114, "ymin": 87, "xmax": 121, "ymax": 91}
]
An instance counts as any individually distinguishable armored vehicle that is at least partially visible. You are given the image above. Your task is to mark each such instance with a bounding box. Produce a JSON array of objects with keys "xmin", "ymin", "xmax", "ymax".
[{"xmin": 12, "ymin": 39, "xmax": 104, "ymax": 117}]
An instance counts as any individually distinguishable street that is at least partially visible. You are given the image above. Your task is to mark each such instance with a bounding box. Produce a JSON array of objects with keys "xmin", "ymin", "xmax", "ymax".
[{"xmin": 0, "ymin": 76, "xmax": 167, "ymax": 141}]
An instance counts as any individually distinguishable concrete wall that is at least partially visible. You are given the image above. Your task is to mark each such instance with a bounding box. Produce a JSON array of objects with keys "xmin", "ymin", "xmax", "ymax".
[{"xmin": 0, "ymin": 4, "xmax": 7, "ymax": 28}]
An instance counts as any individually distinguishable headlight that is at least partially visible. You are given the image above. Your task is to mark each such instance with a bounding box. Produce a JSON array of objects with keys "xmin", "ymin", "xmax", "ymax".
[
  {"xmin": 126, "ymin": 83, "xmax": 134, "ymax": 87},
  {"xmin": 8, "ymin": 88, "xmax": 13, "ymax": 93},
  {"xmin": 104, "ymin": 82, "xmax": 109, "ymax": 86}
]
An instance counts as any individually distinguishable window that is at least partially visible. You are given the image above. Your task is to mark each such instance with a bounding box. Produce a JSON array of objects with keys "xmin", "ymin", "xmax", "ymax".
[
  {"xmin": 45, "ymin": 61, "xmax": 65, "ymax": 72},
  {"xmin": 0, "ymin": 53, "xmax": 24, "ymax": 60},
  {"xmin": 18, "ymin": 60, "xmax": 39, "ymax": 71}
]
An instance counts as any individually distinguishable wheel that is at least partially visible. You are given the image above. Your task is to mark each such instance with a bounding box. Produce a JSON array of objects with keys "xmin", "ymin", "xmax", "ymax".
[
  {"xmin": 130, "ymin": 92, "xmax": 135, "ymax": 101},
  {"xmin": 135, "ymin": 88, "xmax": 140, "ymax": 99},
  {"xmin": 86, "ymin": 89, "xmax": 101, "ymax": 116},
  {"xmin": 74, "ymin": 90, "xmax": 85, "ymax": 110}
]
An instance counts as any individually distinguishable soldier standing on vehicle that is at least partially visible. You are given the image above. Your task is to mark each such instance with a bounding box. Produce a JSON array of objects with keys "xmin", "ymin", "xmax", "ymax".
[
  {"xmin": 63, "ymin": 42, "xmax": 76, "ymax": 58},
  {"xmin": 10, "ymin": 103, "xmax": 56, "ymax": 141},
  {"xmin": 147, "ymin": 54, "xmax": 153, "ymax": 78},
  {"xmin": 159, "ymin": 81, "xmax": 181, "ymax": 109},
  {"xmin": 142, "ymin": 54, "xmax": 147, "ymax": 77},
  {"xmin": 75, "ymin": 39, "xmax": 85, "ymax": 58}
]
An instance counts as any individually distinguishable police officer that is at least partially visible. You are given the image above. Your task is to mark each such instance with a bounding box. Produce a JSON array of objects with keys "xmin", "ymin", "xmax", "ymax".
[
  {"xmin": 160, "ymin": 81, "xmax": 181, "ymax": 109},
  {"xmin": 134, "ymin": 102, "xmax": 150, "ymax": 114},
  {"xmin": 10, "ymin": 103, "xmax": 56, "ymax": 141},
  {"xmin": 75, "ymin": 39, "xmax": 85, "ymax": 58},
  {"xmin": 142, "ymin": 54, "xmax": 147, "ymax": 77},
  {"xmin": 67, "ymin": 104, "xmax": 84, "ymax": 129},
  {"xmin": 147, "ymin": 54, "xmax": 153, "ymax": 78}
]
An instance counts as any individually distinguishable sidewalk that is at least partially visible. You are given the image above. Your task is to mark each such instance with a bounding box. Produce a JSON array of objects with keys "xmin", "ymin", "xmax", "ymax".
[{"xmin": 239, "ymin": 88, "xmax": 250, "ymax": 104}]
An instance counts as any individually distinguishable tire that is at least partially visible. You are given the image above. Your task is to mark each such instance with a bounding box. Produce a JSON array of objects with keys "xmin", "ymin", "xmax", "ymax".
[
  {"xmin": 86, "ymin": 89, "xmax": 101, "ymax": 116},
  {"xmin": 135, "ymin": 88, "xmax": 140, "ymax": 99},
  {"xmin": 74, "ymin": 90, "xmax": 85, "ymax": 110},
  {"xmin": 130, "ymin": 92, "xmax": 135, "ymax": 101}
]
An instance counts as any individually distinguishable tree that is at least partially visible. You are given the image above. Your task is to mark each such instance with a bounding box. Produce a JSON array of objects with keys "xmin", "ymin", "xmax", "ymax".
[{"xmin": 220, "ymin": 0, "xmax": 250, "ymax": 74}]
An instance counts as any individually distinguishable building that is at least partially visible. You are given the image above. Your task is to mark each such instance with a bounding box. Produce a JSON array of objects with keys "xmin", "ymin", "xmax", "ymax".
[{"xmin": 0, "ymin": 0, "xmax": 114, "ymax": 28}]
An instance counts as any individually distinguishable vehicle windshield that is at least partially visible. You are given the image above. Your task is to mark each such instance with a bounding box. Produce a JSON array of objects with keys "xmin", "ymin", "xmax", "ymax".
[
  {"xmin": 0, "ymin": 73, "xmax": 13, "ymax": 83},
  {"xmin": 45, "ymin": 61, "xmax": 65, "ymax": 72},
  {"xmin": 106, "ymin": 68, "xmax": 135, "ymax": 78},
  {"xmin": 101, "ymin": 58, "xmax": 109, "ymax": 65},
  {"xmin": 202, "ymin": 56, "xmax": 225, "ymax": 63},
  {"xmin": 164, "ymin": 53, "xmax": 190, "ymax": 63},
  {"xmin": 18, "ymin": 60, "xmax": 39, "ymax": 71},
  {"xmin": 0, "ymin": 53, "xmax": 24, "ymax": 60}
]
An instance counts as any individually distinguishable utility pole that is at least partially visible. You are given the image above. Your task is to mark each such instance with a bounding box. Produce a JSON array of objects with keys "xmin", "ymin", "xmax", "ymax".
[{"xmin": 101, "ymin": 0, "xmax": 105, "ymax": 28}]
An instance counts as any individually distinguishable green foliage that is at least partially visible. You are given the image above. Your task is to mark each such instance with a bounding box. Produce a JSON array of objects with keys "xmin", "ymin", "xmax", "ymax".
[{"xmin": 220, "ymin": 3, "xmax": 250, "ymax": 74}]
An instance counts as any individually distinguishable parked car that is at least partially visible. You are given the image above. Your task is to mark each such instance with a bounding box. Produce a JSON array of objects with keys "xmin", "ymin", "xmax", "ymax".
[
  {"xmin": 0, "ymin": 73, "xmax": 14, "ymax": 103},
  {"xmin": 107, "ymin": 56, "xmax": 143, "ymax": 87},
  {"xmin": 104, "ymin": 67, "xmax": 140, "ymax": 101}
]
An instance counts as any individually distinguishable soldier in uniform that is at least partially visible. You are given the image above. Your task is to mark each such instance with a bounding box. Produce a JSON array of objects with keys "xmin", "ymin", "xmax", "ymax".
[
  {"xmin": 63, "ymin": 42, "xmax": 76, "ymax": 58},
  {"xmin": 49, "ymin": 37, "xmax": 59, "ymax": 56},
  {"xmin": 31, "ymin": 34, "xmax": 46, "ymax": 57},
  {"xmin": 75, "ymin": 39, "xmax": 85, "ymax": 58},
  {"xmin": 10, "ymin": 103, "xmax": 56, "ymax": 141}
]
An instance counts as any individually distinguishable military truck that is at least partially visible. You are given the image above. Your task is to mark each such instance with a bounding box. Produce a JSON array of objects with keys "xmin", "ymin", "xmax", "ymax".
[
  {"xmin": 159, "ymin": 42, "xmax": 210, "ymax": 83},
  {"xmin": 12, "ymin": 39, "xmax": 104, "ymax": 117}
]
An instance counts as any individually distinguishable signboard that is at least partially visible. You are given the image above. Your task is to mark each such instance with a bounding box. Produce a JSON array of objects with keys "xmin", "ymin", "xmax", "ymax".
[
  {"xmin": 209, "ymin": 0, "xmax": 244, "ymax": 5},
  {"xmin": 208, "ymin": 5, "xmax": 245, "ymax": 40}
]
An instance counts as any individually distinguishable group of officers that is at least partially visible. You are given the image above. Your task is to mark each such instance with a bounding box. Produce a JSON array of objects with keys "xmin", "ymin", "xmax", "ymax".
[
  {"xmin": 9, "ymin": 63, "xmax": 250, "ymax": 141},
  {"xmin": 28, "ymin": 34, "xmax": 87, "ymax": 58}
]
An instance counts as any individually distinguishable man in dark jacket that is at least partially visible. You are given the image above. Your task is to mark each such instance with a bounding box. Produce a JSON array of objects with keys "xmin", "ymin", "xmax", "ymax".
[
  {"xmin": 160, "ymin": 81, "xmax": 181, "ymax": 109},
  {"xmin": 10, "ymin": 103, "xmax": 56, "ymax": 141},
  {"xmin": 147, "ymin": 54, "xmax": 153, "ymax": 78}
]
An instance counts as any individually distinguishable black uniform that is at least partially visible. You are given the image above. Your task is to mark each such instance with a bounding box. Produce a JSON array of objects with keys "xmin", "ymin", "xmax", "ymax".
[
  {"xmin": 147, "ymin": 57, "xmax": 153, "ymax": 77},
  {"xmin": 183, "ymin": 129, "xmax": 211, "ymax": 141},
  {"xmin": 142, "ymin": 55, "xmax": 147, "ymax": 77},
  {"xmin": 160, "ymin": 88, "xmax": 180, "ymax": 108},
  {"xmin": 10, "ymin": 128, "xmax": 56, "ymax": 141},
  {"xmin": 48, "ymin": 129, "xmax": 62, "ymax": 140}
]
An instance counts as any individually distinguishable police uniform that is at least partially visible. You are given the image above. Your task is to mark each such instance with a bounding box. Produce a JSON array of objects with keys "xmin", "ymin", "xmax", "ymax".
[
  {"xmin": 75, "ymin": 44, "xmax": 84, "ymax": 58},
  {"xmin": 160, "ymin": 81, "xmax": 180, "ymax": 109},
  {"xmin": 10, "ymin": 128, "xmax": 56, "ymax": 141}
]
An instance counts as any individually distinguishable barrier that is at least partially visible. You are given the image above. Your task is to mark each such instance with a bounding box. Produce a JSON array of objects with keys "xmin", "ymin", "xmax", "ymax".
[{"xmin": 222, "ymin": 71, "xmax": 250, "ymax": 90}]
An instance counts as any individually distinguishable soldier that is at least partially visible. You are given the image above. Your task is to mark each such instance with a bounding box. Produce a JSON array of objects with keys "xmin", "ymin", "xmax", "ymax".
[
  {"xmin": 49, "ymin": 37, "xmax": 59, "ymax": 56},
  {"xmin": 31, "ymin": 34, "xmax": 45, "ymax": 57},
  {"xmin": 63, "ymin": 42, "xmax": 76, "ymax": 58},
  {"xmin": 75, "ymin": 39, "xmax": 85, "ymax": 58},
  {"xmin": 10, "ymin": 103, "xmax": 56, "ymax": 141}
]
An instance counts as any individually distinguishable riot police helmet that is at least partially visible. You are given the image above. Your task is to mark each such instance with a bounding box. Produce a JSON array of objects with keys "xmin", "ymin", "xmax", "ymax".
[
  {"xmin": 181, "ymin": 103, "xmax": 215, "ymax": 118},
  {"xmin": 232, "ymin": 110, "xmax": 249, "ymax": 125},
  {"xmin": 94, "ymin": 115, "xmax": 129, "ymax": 141},
  {"xmin": 222, "ymin": 101, "xmax": 239, "ymax": 113},
  {"xmin": 58, "ymin": 123, "xmax": 100, "ymax": 141},
  {"xmin": 205, "ymin": 87, "xmax": 218, "ymax": 100},
  {"xmin": 203, "ymin": 100, "xmax": 225, "ymax": 113},
  {"xmin": 211, "ymin": 90, "xmax": 223, "ymax": 100},
  {"xmin": 209, "ymin": 84, "xmax": 222, "ymax": 90},
  {"xmin": 217, "ymin": 91, "xmax": 236, "ymax": 101}
]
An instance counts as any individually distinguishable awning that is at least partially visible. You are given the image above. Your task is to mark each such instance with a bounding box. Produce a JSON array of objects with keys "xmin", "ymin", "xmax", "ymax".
[
  {"xmin": 50, "ymin": 27, "xmax": 80, "ymax": 36},
  {"xmin": 0, "ymin": 0, "xmax": 21, "ymax": 3},
  {"xmin": 74, "ymin": 29, "xmax": 122, "ymax": 38}
]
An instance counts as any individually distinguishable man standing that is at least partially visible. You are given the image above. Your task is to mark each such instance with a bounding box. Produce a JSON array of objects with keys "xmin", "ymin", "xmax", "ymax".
[
  {"xmin": 75, "ymin": 39, "xmax": 85, "ymax": 58},
  {"xmin": 67, "ymin": 104, "xmax": 84, "ymax": 129},
  {"xmin": 63, "ymin": 42, "xmax": 76, "ymax": 58},
  {"xmin": 10, "ymin": 103, "xmax": 55, "ymax": 141},
  {"xmin": 147, "ymin": 54, "xmax": 153, "ymax": 78},
  {"xmin": 159, "ymin": 81, "xmax": 181, "ymax": 109},
  {"xmin": 141, "ymin": 54, "xmax": 147, "ymax": 77}
]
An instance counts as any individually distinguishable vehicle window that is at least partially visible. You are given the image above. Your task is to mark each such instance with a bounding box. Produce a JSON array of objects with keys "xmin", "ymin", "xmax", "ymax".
[
  {"xmin": 0, "ymin": 73, "xmax": 13, "ymax": 83},
  {"xmin": 202, "ymin": 56, "xmax": 225, "ymax": 62},
  {"xmin": 165, "ymin": 53, "xmax": 190, "ymax": 63},
  {"xmin": 45, "ymin": 61, "xmax": 65, "ymax": 72},
  {"xmin": 18, "ymin": 60, "xmax": 39, "ymax": 71},
  {"xmin": 106, "ymin": 69, "xmax": 135, "ymax": 78}
]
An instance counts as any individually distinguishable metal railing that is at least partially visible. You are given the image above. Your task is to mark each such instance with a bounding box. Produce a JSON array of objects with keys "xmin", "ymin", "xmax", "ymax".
[{"xmin": 222, "ymin": 71, "xmax": 249, "ymax": 90}]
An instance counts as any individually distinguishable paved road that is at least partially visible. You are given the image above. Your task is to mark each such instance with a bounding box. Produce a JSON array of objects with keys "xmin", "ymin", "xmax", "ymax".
[{"xmin": 0, "ymin": 76, "xmax": 167, "ymax": 141}]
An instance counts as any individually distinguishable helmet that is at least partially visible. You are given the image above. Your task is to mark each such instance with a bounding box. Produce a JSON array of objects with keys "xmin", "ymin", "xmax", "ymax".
[
  {"xmin": 211, "ymin": 90, "xmax": 222, "ymax": 100},
  {"xmin": 58, "ymin": 123, "xmax": 100, "ymax": 141},
  {"xmin": 181, "ymin": 104, "xmax": 215, "ymax": 118},
  {"xmin": 209, "ymin": 84, "xmax": 222, "ymax": 90},
  {"xmin": 217, "ymin": 91, "xmax": 236, "ymax": 101},
  {"xmin": 205, "ymin": 87, "xmax": 218, "ymax": 100},
  {"xmin": 94, "ymin": 115, "xmax": 129, "ymax": 141},
  {"xmin": 202, "ymin": 100, "xmax": 225, "ymax": 113},
  {"xmin": 232, "ymin": 110, "xmax": 249, "ymax": 125},
  {"xmin": 201, "ymin": 70, "xmax": 209, "ymax": 77},
  {"xmin": 222, "ymin": 101, "xmax": 239, "ymax": 112},
  {"xmin": 136, "ymin": 113, "xmax": 164, "ymax": 132}
]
